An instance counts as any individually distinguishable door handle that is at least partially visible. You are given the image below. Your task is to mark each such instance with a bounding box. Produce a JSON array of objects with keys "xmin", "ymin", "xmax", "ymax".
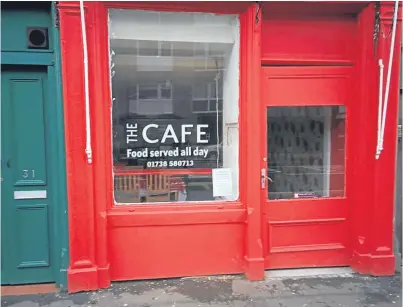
[
  {"xmin": 261, "ymin": 168, "xmax": 273, "ymax": 189},
  {"xmin": 6, "ymin": 159, "xmax": 10, "ymax": 168}
]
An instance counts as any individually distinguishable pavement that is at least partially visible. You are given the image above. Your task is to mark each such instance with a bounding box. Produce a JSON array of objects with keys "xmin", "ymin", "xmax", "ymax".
[{"xmin": 1, "ymin": 273, "xmax": 402, "ymax": 307}]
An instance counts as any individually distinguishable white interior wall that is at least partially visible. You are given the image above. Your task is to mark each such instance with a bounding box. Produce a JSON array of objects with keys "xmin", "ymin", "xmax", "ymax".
[
  {"xmin": 109, "ymin": 9, "xmax": 237, "ymax": 44},
  {"xmin": 222, "ymin": 16, "xmax": 240, "ymax": 201}
]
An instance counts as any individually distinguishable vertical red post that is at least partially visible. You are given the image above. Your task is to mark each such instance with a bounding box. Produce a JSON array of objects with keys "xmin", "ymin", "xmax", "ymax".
[
  {"xmin": 351, "ymin": 2, "xmax": 401, "ymax": 276},
  {"xmin": 370, "ymin": 1, "xmax": 402, "ymax": 275},
  {"xmin": 350, "ymin": 3, "xmax": 377, "ymax": 274},
  {"xmin": 88, "ymin": 3, "xmax": 111, "ymax": 289},
  {"xmin": 58, "ymin": 2, "xmax": 99, "ymax": 292},
  {"xmin": 242, "ymin": 3, "xmax": 265, "ymax": 281}
]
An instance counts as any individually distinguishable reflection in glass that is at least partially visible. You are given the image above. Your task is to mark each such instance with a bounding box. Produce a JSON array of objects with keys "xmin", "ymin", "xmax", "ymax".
[
  {"xmin": 109, "ymin": 10, "xmax": 240, "ymax": 204},
  {"xmin": 266, "ymin": 106, "xmax": 346, "ymax": 200},
  {"xmin": 114, "ymin": 173, "xmax": 216, "ymax": 204}
]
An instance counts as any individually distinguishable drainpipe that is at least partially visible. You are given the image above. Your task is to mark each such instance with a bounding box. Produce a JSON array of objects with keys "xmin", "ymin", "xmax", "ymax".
[
  {"xmin": 378, "ymin": 59, "xmax": 384, "ymax": 153},
  {"xmin": 376, "ymin": 0, "xmax": 399, "ymax": 160},
  {"xmin": 80, "ymin": 0, "xmax": 92, "ymax": 164}
]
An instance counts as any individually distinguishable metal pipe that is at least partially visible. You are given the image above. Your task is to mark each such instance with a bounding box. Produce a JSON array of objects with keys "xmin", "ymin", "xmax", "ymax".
[
  {"xmin": 80, "ymin": 0, "xmax": 92, "ymax": 164},
  {"xmin": 377, "ymin": 59, "xmax": 384, "ymax": 158},
  {"xmin": 378, "ymin": 0, "xmax": 399, "ymax": 159}
]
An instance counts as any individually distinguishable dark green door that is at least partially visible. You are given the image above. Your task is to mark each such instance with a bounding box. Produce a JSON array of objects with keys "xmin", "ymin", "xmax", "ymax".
[{"xmin": 1, "ymin": 66, "xmax": 55, "ymax": 284}]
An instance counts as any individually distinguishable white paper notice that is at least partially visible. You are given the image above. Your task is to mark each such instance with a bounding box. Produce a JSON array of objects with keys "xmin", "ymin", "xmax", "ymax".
[{"xmin": 212, "ymin": 168, "xmax": 233, "ymax": 197}]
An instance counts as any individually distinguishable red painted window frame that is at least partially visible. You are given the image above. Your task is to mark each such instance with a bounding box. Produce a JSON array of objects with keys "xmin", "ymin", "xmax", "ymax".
[{"xmin": 92, "ymin": 2, "xmax": 253, "ymax": 213}]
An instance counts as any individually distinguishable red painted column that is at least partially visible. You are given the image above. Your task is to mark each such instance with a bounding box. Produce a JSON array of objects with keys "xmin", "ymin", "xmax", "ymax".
[
  {"xmin": 352, "ymin": 2, "xmax": 401, "ymax": 276},
  {"xmin": 242, "ymin": 4, "xmax": 265, "ymax": 281},
  {"xmin": 370, "ymin": 2, "xmax": 402, "ymax": 275},
  {"xmin": 58, "ymin": 2, "xmax": 99, "ymax": 292},
  {"xmin": 350, "ymin": 3, "xmax": 378, "ymax": 274},
  {"xmin": 87, "ymin": 2, "xmax": 111, "ymax": 289}
]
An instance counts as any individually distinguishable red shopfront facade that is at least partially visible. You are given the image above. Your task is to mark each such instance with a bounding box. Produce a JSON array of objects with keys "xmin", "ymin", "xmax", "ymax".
[{"xmin": 59, "ymin": 1, "xmax": 402, "ymax": 293}]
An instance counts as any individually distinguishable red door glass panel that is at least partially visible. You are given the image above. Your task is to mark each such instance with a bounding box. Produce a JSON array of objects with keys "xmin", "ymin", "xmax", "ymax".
[{"xmin": 261, "ymin": 66, "xmax": 352, "ymax": 269}]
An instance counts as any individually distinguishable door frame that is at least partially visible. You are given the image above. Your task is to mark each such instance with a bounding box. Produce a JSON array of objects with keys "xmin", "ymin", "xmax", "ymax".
[
  {"xmin": 260, "ymin": 66, "xmax": 354, "ymax": 269},
  {"xmin": 0, "ymin": 2, "xmax": 68, "ymax": 290}
]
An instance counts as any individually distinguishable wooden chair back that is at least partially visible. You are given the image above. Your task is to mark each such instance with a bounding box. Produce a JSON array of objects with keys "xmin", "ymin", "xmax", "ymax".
[
  {"xmin": 145, "ymin": 174, "xmax": 170, "ymax": 202},
  {"xmin": 114, "ymin": 175, "xmax": 141, "ymax": 203}
]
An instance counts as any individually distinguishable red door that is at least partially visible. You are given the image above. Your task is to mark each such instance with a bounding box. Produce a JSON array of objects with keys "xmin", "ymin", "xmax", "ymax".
[{"xmin": 261, "ymin": 66, "xmax": 353, "ymax": 269}]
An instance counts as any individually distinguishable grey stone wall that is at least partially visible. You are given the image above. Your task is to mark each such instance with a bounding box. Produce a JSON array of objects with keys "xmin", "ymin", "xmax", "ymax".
[{"xmin": 395, "ymin": 88, "xmax": 402, "ymax": 272}]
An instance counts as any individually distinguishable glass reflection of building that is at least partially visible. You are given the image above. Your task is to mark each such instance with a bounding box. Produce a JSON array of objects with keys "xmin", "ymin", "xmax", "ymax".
[{"xmin": 111, "ymin": 39, "xmax": 227, "ymax": 168}]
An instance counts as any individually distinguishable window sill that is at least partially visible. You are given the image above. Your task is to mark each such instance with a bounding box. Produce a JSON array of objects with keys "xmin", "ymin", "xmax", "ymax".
[{"xmin": 107, "ymin": 202, "xmax": 245, "ymax": 227}]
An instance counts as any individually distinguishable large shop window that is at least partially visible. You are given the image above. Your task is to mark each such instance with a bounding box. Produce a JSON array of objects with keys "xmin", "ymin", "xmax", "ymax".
[{"xmin": 109, "ymin": 9, "xmax": 240, "ymax": 204}]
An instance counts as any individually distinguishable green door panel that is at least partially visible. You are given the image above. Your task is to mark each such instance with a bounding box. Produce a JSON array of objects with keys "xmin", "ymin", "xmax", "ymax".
[
  {"xmin": 15, "ymin": 204, "xmax": 50, "ymax": 268},
  {"xmin": 1, "ymin": 67, "xmax": 54, "ymax": 285},
  {"xmin": 8, "ymin": 74, "xmax": 47, "ymax": 186}
]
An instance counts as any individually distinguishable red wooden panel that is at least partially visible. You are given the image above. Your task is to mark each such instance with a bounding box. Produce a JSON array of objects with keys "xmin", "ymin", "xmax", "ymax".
[
  {"xmin": 266, "ymin": 198, "xmax": 348, "ymax": 221},
  {"xmin": 108, "ymin": 208, "xmax": 246, "ymax": 227},
  {"xmin": 262, "ymin": 67, "xmax": 353, "ymax": 107},
  {"xmin": 108, "ymin": 224, "xmax": 244, "ymax": 281},
  {"xmin": 261, "ymin": 17, "xmax": 357, "ymax": 64},
  {"xmin": 266, "ymin": 249, "xmax": 349, "ymax": 269},
  {"xmin": 268, "ymin": 219, "xmax": 347, "ymax": 249},
  {"xmin": 262, "ymin": 2, "xmax": 367, "ymax": 18}
]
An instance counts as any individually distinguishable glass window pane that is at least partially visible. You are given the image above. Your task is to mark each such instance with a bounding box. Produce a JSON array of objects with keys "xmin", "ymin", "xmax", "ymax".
[
  {"xmin": 138, "ymin": 40, "xmax": 159, "ymax": 56},
  {"xmin": 266, "ymin": 106, "xmax": 346, "ymax": 200},
  {"xmin": 109, "ymin": 9, "xmax": 240, "ymax": 205},
  {"xmin": 138, "ymin": 85, "xmax": 158, "ymax": 99},
  {"xmin": 192, "ymin": 100, "xmax": 209, "ymax": 112},
  {"xmin": 210, "ymin": 99, "xmax": 223, "ymax": 112},
  {"xmin": 193, "ymin": 84, "xmax": 208, "ymax": 99},
  {"xmin": 114, "ymin": 174, "xmax": 217, "ymax": 204}
]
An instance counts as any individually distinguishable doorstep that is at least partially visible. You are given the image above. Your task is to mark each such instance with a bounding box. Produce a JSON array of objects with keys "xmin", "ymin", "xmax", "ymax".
[
  {"xmin": 264, "ymin": 267, "xmax": 355, "ymax": 279},
  {"xmin": 1, "ymin": 283, "xmax": 57, "ymax": 296}
]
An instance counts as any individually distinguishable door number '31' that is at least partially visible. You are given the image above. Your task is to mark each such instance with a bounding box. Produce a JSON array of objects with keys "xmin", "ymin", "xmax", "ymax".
[{"xmin": 22, "ymin": 170, "xmax": 35, "ymax": 179}]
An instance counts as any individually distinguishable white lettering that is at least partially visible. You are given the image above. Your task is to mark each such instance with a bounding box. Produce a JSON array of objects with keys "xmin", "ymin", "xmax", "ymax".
[
  {"xmin": 127, "ymin": 148, "xmax": 149, "ymax": 158},
  {"xmin": 181, "ymin": 124, "xmax": 193, "ymax": 143},
  {"xmin": 161, "ymin": 125, "xmax": 179, "ymax": 143},
  {"xmin": 197, "ymin": 124, "xmax": 209, "ymax": 143},
  {"xmin": 143, "ymin": 124, "xmax": 159, "ymax": 144},
  {"xmin": 138, "ymin": 124, "xmax": 210, "ymax": 144},
  {"xmin": 193, "ymin": 147, "xmax": 209, "ymax": 158},
  {"xmin": 126, "ymin": 123, "xmax": 138, "ymax": 144},
  {"xmin": 127, "ymin": 148, "xmax": 133, "ymax": 158},
  {"xmin": 149, "ymin": 148, "xmax": 179, "ymax": 158}
]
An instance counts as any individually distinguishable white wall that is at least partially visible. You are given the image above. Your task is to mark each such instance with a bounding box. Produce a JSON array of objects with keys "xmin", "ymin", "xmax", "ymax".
[
  {"xmin": 222, "ymin": 16, "xmax": 240, "ymax": 201},
  {"xmin": 109, "ymin": 9, "xmax": 237, "ymax": 44}
]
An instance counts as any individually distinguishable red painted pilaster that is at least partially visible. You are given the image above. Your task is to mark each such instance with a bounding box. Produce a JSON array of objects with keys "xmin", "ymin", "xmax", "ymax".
[
  {"xmin": 58, "ymin": 2, "xmax": 99, "ymax": 292},
  {"xmin": 88, "ymin": 2, "xmax": 111, "ymax": 289},
  {"xmin": 242, "ymin": 3, "xmax": 265, "ymax": 281},
  {"xmin": 350, "ymin": 3, "xmax": 378, "ymax": 274},
  {"xmin": 352, "ymin": 2, "xmax": 401, "ymax": 276},
  {"xmin": 370, "ymin": 1, "xmax": 401, "ymax": 275}
]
